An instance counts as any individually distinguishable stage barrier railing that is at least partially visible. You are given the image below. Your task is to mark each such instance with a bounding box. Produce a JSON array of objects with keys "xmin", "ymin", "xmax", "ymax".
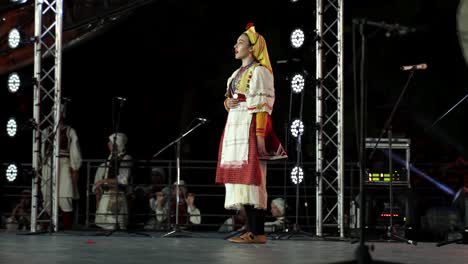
[{"xmin": 2, "ymin": 160, "xmax": 463, "ymax": 235}]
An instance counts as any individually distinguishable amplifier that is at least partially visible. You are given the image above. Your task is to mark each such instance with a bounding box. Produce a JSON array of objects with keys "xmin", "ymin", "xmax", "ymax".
[
  {"xmin": 366, "ymin": 172, "xmax": 408, "ymax": 186},
  {"xmin": 365, "ymin": 137, "xmax": 410, "ymax": 187}
]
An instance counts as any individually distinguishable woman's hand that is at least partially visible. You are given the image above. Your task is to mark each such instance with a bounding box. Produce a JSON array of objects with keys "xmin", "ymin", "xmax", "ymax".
[
  {"xmin": 256, "ymin": 136, "xmax": 268, "ymax": 157},
  {"xmin": 226, "ymin": 98, "xmax": 239, "ymax": 109},
  {"xmin": 156, "ymin": 192, "xmax": 166, "ymax": 209},
  {"xmin": 94, "ymin": 180, "xmax": 102, "ymax": 188},
  {"xmin": 70, "ymin": 169, "xmax": 79, "ymax": 190},
  {"xmin": 95, "ymin": 179, "xmax": 107, "ymax": 189},
  {"xmin": 186, "ymin": 194, "xmax": 195, "ymax": 210}
]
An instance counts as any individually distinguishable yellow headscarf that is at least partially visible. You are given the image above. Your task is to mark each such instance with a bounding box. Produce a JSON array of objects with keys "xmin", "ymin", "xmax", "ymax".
[{"xmin": 244, "ymin": 24, "xmax": 273, "ymax": 73}]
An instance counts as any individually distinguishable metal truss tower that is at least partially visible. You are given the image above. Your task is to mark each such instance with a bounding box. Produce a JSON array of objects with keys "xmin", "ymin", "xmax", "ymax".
[
  {"xmin": 31, "ymin": 0, "xmax": 64, "ymax": 232},
  {"xmin": 315, "ymin": 0, "xmax": 344, "ymax": 237}
]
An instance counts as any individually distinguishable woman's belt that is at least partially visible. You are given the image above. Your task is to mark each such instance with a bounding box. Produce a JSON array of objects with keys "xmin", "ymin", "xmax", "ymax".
[{"xmin": 235, "ymin": 93, "xmax": 246, "ymax": 102}]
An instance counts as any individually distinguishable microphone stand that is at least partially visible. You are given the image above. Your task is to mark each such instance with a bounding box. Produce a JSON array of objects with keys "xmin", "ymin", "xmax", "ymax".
[
  {"xmin": 359, "ymin": 19, "xmax": 416, "ymax": 37},
  {"xmin": 336, "ymin": 19, "xmax": 409, "ymax": 264},
  {"xmin": 366, "ymin": 70, "xmax": 418, "ymax": 246},
  {"xmin": 355, "ymin": 19, "xmax": 374, "ymax": 263},
  {"xmin": 96, "ymin": 98, "xmax": 150, "ymax": 237},
  {"xmin": 100, "ymin": 128, "xmax": 123, "ymax": 236},
  {"xmin": 151, "ymin": 119, "xmax": 207, "ymax": 237}
]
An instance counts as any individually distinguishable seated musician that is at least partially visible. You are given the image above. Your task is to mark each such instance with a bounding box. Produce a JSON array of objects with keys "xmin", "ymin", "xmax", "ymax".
[
  {"xmin": 149, "ymin": 180, "xmax": 201, "ymax": 228},
  {"xmin": 93, "ymin": 133, "xmax": 133, "ymax": 230}
]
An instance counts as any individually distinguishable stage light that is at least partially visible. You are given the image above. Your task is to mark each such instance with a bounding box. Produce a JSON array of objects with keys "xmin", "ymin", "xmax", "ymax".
[
  {"xmin": 291, "ymin": 166, "xmax": 304, "ymax": 184},
  {"xmin": 6, "ymin": 164, "xmax": 18, "ymax": 182},
  {"xmin": 7, "ymin": 28, "xmax": 35, "ymax": 49},
  {"xmin": 290, "ymin": 28, "xmax": 305, "ymax": 48},
  {"xmin": 290, "ymin": 119, "xmax": 304, "ymax": 138},
  {"xmin": 8, "ymin": 72, "xmax": 21, "ymax": 93},
  {"xmin": 291, "ymin": 73, "xmax": 305, "ymax": 93},
  {"xmin": 8, "ymin": 28, "xmax": 21, "ymax": 49},
  {"xmin": 290, "ymin": 0, "xmax": 300, "ymax": 3},
  {"xmin": 6, "ymin": 118, "xmax": 17, "ymax": 137},
  {"xmin": 10, "ymin": 0, "xmax": 28, "ymax": 3}
]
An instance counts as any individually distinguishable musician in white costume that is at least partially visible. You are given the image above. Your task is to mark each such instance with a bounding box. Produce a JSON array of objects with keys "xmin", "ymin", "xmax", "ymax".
[
  {"xmin": 41, "ymin": 114, "xmax": 82, "ymax": 230},
  {"xmin": 93, "ymin": 133, "xmax": 133, "ymax": 230}
]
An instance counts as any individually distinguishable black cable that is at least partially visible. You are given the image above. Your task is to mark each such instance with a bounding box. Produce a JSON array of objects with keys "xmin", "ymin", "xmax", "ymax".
[
  {"xmin": 282, "ymin": 86, "xmax": 293, "ymax": 225},
  {"xmin": 299, "ymin": 90, "xmax": 310, "ymax": 228},
  {"xmin": 359, "ymin": 20, "xmax": 367, "ymax": 247}
]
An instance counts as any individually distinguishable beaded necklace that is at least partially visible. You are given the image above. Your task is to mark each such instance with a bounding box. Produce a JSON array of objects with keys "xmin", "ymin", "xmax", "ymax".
[{"xmin": 230, "ymin": 60, "xmax": 256, "ymax": 96}]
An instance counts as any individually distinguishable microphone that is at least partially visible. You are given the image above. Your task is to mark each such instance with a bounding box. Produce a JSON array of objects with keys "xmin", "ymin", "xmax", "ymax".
[
  {"xmin": 385, "ymin": 25, "xmax": 417, "ymax": 37},
  {"xmin": 276, "ymin": 60, "xmax": 288, "ymax": 64},
  {"xmin": 400, "ymin": 63, "xmax": 427, "ymax": 71},
  {"xmin": 115, "ymin": 96, "xmax": 127, "ymax": 101},
  {"xmin": 355, "ymin": 19, "xmax": 418, "ymax": 37},
  {"xmin": 197, "ymin": 117, "xmax": 209, "ymax": 123},
  {"xmin": 396, "ymin": 26, "xmax": 417, "ymax": 35}
]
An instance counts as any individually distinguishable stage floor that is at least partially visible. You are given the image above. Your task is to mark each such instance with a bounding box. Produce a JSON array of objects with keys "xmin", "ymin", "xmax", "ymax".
[{"xmin": 0, "ymin": 231, "xmax": 467, "ymax": 264}]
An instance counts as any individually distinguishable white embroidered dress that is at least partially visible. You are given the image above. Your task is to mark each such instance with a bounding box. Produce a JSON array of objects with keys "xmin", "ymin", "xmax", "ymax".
[{"xmin": 219, "ymin": 65, "xmax": 275, "ymax": 210}]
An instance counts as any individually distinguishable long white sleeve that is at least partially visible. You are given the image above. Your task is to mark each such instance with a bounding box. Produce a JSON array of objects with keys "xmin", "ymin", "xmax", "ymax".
[
  {"xmin": 68, "ymin": 127, "xmax": 82, "ymax": 171},
  {"xmin": 92, "ymin": 163, "xmax": 106, "ymax": 193},
  {"xmin": 117, "ymin": 155, "xmax": 132, "ymax": 186},
  {"xmin": 188, "ymin": 206, "xmax": 201, "ymax": 225},
  {"xmin": 264, "ymin": 217, "xmax": 285, "ymax": 233},
  {"xmin": 246, "ymin": 66, "xmax": 275, "ymax": 115},
  {"xmin": 149, "ymin": 198, "xmax": 167, "ymax": 222}
]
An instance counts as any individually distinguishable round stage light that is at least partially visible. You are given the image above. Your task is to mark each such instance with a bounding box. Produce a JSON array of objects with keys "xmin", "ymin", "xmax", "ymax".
[
  {"xmin": 10, "ymin": 0, "xmax": 28, "ymax": 3},
  {"xmin": 291, "ymin": 73, "xmax": 305, "ymax": 93},
  {"xmin": 6, "ymin": 164, "xmax": 18, "ymax": 182},
  {"xmin": 291, "ymin": 166, "xmax": 304, "ymax": 184},
  {"xmin": 290, "ymin": 119, "xmax": 304, "ymax": 138},
  {"xmin": 7, "ymin": 118, "xmax": 17, "ymax": 137},
  {"xmin": 8, "ymin": 28, "xmax": 21, "ymax": 49},
  {"xmin": 8, "ymin": 72, "xmax": 20, "ymax": 93},
  {"xmin": 290, "ymin": 29, "xmax": 305, "ymax": 48}
]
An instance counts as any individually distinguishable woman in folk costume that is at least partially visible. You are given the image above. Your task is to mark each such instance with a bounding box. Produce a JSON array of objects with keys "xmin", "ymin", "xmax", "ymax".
[
  {"xmin": 93, "ymin": 133, "xmax": 133, "ymax": 230},
  {"xmin": 216, "ymin": 23, "xmax": 287, "ymax": 244},
  {"xmin": 41, "ymin": 109, "xmax": 82, "ymax": 230}
]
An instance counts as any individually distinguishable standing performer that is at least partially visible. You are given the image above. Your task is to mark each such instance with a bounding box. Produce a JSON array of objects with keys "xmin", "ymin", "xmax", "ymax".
[
  {"xmin": 215, "ymin": 23, "xmax": 286, "ymax": 244},
  {"xmin": 93, "ymin": 133, "xmax": 133, "ymax": 230},
  {"xmin": 41, "ymin": 108, "xmax": 82, "ymax": 230}
]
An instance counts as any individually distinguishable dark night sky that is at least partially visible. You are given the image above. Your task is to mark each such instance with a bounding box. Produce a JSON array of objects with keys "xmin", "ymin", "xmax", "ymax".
[{"xmin": 1, "ymin": 0, "xmax": 468, "ymax": 165}]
